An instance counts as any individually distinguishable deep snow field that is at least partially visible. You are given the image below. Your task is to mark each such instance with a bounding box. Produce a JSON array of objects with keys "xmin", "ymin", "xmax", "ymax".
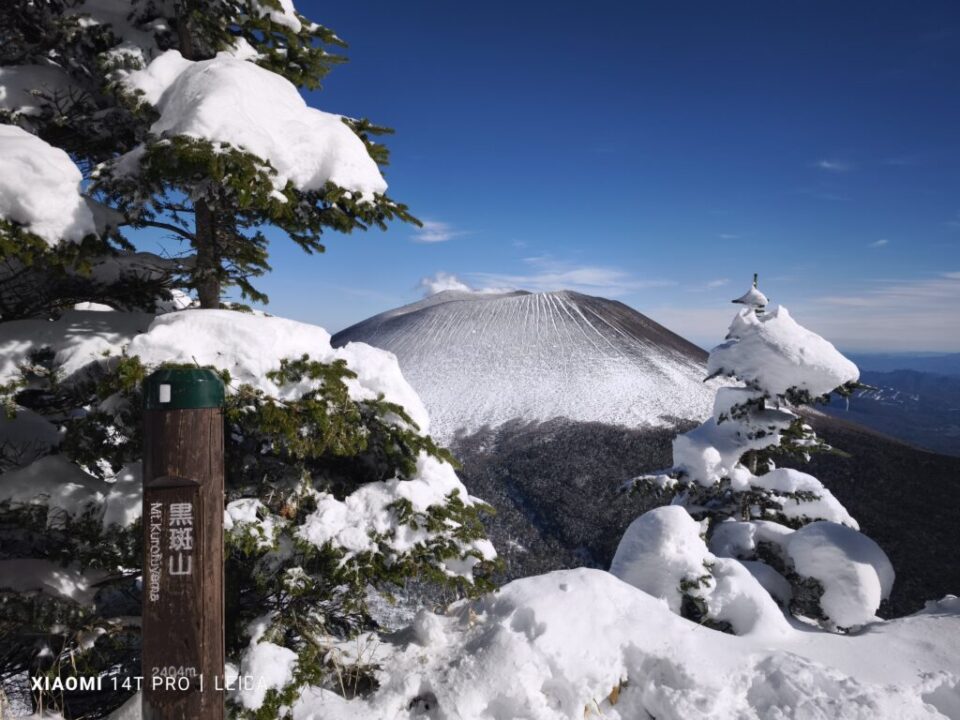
[{"xmin": 68, "ymin": 568, "xmax": 960, "ymax": 719}]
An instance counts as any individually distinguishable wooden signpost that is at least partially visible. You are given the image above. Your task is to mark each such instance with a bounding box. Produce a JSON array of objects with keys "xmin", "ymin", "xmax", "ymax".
[{"xmin": 142, "ymin": 368, "xmax": 225, "ymax": 720}]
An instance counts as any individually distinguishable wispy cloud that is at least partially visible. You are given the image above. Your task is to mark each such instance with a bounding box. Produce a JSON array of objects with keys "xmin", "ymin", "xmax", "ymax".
[
  {"xmin": 869, "ymin": 239, "xmax": 890, "ymax": 248},
  {"xmin": 685, "ymin": 277, "xmax": 731, "ymax": 293},
  {"xmin": 944, "ymin": 212, "xmax": 960, "ymax": 230},
  {"xmin": 411, "ymin": 220, "xmax": 468, "ymax": 244},
  {"xmin": 467, "ymin": 256, "xmax": 675, "ymax": 297},
  {"xmin": 816, "ymin": 272, "xmax": 960, "ymax": 308},
  {"xmin": 652, "ymin": 272, "xmax": 960, "ymax": 353},
  {"xmin": 881, "ymin": 154, "xmax": 924, "ymax": 167},
  {"xmin": 718, "ymin": 233, "xmax": 740, "ymax": 240},
  {"xmin": 813, "ymin": 159, "xmax": 853, "ymax": 173},
  {"xmin": 806, "ymin": 272, "xmax": 960, "ymax": 350}
]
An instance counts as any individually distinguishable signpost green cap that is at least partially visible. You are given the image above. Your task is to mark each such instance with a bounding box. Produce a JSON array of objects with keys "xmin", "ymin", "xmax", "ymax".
[{"xmin": 144, "ymin": 368, "xmax": 225, "ymax": 410}]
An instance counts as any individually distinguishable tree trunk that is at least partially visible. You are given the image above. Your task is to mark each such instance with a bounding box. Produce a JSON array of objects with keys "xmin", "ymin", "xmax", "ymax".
[
  {"xmin": 177, "ymin": 11, "xmax": 221, "ymax": 310},
  {"xmin": 194, "ymin": 200, "xmax": 220, "ymax": 309}
]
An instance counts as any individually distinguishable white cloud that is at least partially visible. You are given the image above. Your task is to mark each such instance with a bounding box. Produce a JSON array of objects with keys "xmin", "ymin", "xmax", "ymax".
[
  {"xmin": 816, "ymin": 273, "xmax": 960, "ymax": 308},
  {"xmin": 706, "ymin": 278, "xmax": 729, "ymax": 289},
  {"xmin": 411, "ymin": 220, "xmax": 467, "ymax": 244},
  {"xmin": 813, "ymin": 159, "xmax": 852, "ymax": 172},
  {"xmin": 418, "ymin": 272, "xmax": 513, "ymax": 297},
  {"xmin": 468, "ymin": 256, "xmax": 674, "ymax": 298},
  {"xmin": 418, "ymin": 271, "xmax": 472, "ymax": 295},
  {"xmin": 718, "ymin": 233, "xmax": 740, "ymax": 240},
  {"xmin": 869, "ymin": 239, "xmax": 889, "ymax": 248}
]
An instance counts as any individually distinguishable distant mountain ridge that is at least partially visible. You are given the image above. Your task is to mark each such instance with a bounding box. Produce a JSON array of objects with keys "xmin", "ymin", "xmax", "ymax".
[
  {"xmin": 847, "ymin": 352, "xmax": 960, "ymax": 376},
  {"xmin": 824, "ymin": 369, "xmax": 960, "ymax": 456},
  {"xmin": 332, "ymin": 289, "xmax": 721, "ymax": 442}
]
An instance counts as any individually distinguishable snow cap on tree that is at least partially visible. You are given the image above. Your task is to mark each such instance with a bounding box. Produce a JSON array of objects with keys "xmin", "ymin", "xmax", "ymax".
[
  {"xmin": 0, "ymin": 125, "xmax": 97, "ymax": 245},
  {"xmin": 732, "ymin": 272, "xmax": 768, "ymax": 312},
  {"xmin": 0, "ymin": 0, "xmax": 418, "ymax": 313},
  {"xmin": 709, "ymin": 304, "xmax": 859, "ymax": 399}
]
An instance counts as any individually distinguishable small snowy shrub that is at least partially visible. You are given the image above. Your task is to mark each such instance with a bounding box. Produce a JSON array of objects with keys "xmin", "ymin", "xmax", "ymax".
[{"xmin": 623, "ymin": 278, "xmax": 893, "ymax": 632}]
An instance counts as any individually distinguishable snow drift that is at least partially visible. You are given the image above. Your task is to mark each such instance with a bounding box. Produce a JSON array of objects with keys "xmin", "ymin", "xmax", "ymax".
[{"xmin": 290, "ymin": 568, "xmax": 960, "ymax": 720}]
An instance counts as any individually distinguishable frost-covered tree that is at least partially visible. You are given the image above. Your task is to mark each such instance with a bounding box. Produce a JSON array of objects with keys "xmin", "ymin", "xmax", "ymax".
[
  {"xmin": 0, "ymin": 3, "xmax": 494, "ymax": 718},
  {"xmin": 612, "ymin": 277, "xmax": 894, "ymax": 634},
  {"xmin": 0, "ymin": 0, "xmax": 415, "ymax": 314}
]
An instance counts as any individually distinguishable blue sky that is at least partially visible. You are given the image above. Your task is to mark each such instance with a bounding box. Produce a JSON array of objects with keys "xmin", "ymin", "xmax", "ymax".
[{"xmin": 183, "ymin": 2, "xmax": 960, "ymax": 350}]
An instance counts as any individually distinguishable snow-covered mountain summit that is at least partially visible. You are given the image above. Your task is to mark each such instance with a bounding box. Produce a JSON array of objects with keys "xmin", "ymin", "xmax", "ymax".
[{"xmin": 332, "ymin": 289, "xmax": 721, "ymax": 442}]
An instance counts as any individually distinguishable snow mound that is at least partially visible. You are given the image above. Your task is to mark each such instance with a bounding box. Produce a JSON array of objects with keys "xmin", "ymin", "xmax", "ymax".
[
  {"xmin": 787, "ymin": 521, "xmax": 896, "ymax": 628},
  {"xmin": 68, "ymin": 0, "xmax": 168, "ymax": 67},
  {"xmin": 751, "ymin": 467, "xmax": 858, "ymax": 528},
  {"xmin": 127, "ymin": 310, "xmax": 428, "ymax": 433},
  {"xmin": 252, "ymin": 0, "xmax": 303, "ymax": 31},
  {"xmin": 0, "ymin": 406, "xmax": 62, "ymax": 465},
  {"xmin": 0, "ymin": 455, "xmax": 140, "ymax": 529},
  {"xmin": 239, "ymin": 642, "xmax": 298, "ymax": 711},
  {"xmin": 298, "ymin": 453, "xmax": 497, "ymax": 572},
  {"xmin": 0, "ymin": 559, "xmax": 110, "ymax": 605},
  {"xmin": 709, "ymin": 305, "xmax": 858, "ymax": 397},
  {"xmin": 292, "ymin": 568, "xmax": 960, "ymax": 719},
  {"xmin": 0, "ymin": 125, "xmax": 97, "ymax": 244},
  {"xmin": 0, "ymin": 310, "xmax": 154, "ymax": 386},
  {"xmin": 709, "ymin": 519, "xmax": 794, "ymax": 559},
  {"xmin": 610, "ymin": 506, "xmax": 708, "ymax": 614},
  {"xmin": 732, "ymin": 284, "xmax": 768, "ymax": 308},
  {"xmin": 672, "ymin": 411, "xmax": 786, "ymax": 485},
  {"xmin": 610, "ymin": 506, "xmax": 789, "ymax": 636},
  {"xmin": 121, "ymin": 51, "xmax": 387, "ymax": 199}
]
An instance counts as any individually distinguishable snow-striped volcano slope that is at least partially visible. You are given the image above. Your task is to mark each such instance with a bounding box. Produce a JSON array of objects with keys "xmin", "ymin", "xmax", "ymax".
[{"xmin": 332, "ymin": 290, "xmax": 721, "ymax": 443}]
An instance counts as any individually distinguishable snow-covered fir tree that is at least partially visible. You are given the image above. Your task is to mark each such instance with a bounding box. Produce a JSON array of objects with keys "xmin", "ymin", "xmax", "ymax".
[
  {"xmin": 0, "ymin": 0, "xmax": 415, "ymax": 314},
  {"xmin": 612, "ymin": 277, "xmax": 894, "ymax": 634},
  {"xmin": 0, "ymin": 2, "xmax": 494, "ymax": 717}
]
